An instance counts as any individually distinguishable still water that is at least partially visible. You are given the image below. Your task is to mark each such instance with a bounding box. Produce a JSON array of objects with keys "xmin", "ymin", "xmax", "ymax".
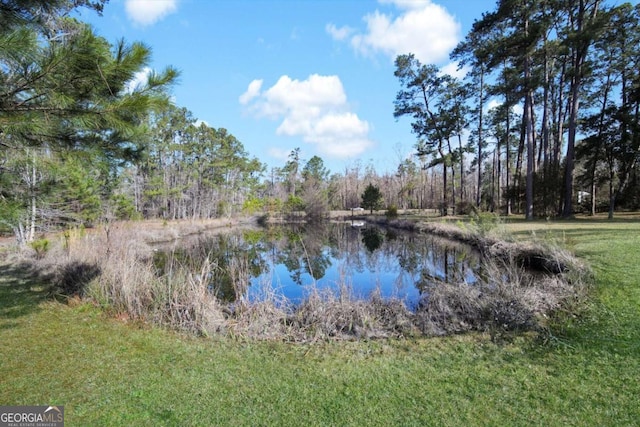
[{"xmin": 153, "ymin": 222, "xmax": 481, "ymax": 308}]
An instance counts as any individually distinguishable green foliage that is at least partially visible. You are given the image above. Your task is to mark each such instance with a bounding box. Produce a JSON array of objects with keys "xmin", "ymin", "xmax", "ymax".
[
  {"xmin": 54, "ymin": 155, "xmax": 103, "ymax": 225},
  {"xmin": 469, "ymin": 211, "xmax": 501, "ymax": 235},
  {"xmin": 138, "ymin": 105, "xmax": 265, "ymax": 220},
  {"xmin": 1, "ymin": 18, "xmax": 178, "ymax": 156},
  {"xmin": 386, "ymin": 204, "xmax": 399, "ymax": 219},
  {"xmin": 393, "ymin": 53, "xmax": 464, "ymax": 214},
  {"xmin": 361, "ymin": 183, "xmax": 383, "ymax": 213},
  {"xmin": 456, "ymin": 201, "xmax": 477, "ymax": 216},
  {"xmin": 302, "ymin": 155, "xmax": 329, "ymax": 183},
  {"xmin": 217, "ymin": 201, "xmax": 229, "ymax": 217},
  {"xmin": 361, "ymin": 226, "xmax": 384, "ymax": 252},
  {"xmin": 284, "ymin": 195, "xmax": 305, "ymax": 212},
  {"xmin": 29, "ymin": 238, "xmax": 50, "ymax": 259},
  {"xmin": 263, "ymin": 197, "xmax": 283, "ymax": 213},
  {"xmin": 110, "ymin": 194, "xmax": 141, "ymax": 220},
  {"xmin": 0, "ymin": 1, "xmax": 177, "ymax": 234},
  {"xmin": 0, "ymin": 194, "xmax": 22, "ymax": 234},
  {"xmin": 242, "ymin": 196, "xmax": 264, "ymax": 215}
]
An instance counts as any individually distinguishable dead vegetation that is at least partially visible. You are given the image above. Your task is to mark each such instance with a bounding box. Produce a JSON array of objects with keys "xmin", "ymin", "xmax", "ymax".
[
  {"xmin": 20, "ymin": 219, "xmax": 589, "ymax": 342},
  {"xmin": 375, "ymin": 218, "xmax": 579, "ymax": 274}
]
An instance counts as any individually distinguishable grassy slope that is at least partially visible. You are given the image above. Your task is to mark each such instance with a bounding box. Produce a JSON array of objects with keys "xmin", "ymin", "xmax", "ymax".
[{"xmin": 1, "ymin": 217, "xmax": 639, "ymax": 426}]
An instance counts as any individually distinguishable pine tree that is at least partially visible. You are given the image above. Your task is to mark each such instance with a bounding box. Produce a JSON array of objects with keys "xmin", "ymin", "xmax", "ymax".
[{"xmin": 361, "ymin": 183, "xmax": 383, "ymax": 214}]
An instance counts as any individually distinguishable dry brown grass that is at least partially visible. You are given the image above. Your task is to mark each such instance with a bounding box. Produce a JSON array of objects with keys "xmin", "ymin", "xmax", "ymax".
[{"xmin": 415, "ymin": 257, "xmax": 584, "ymax": 338}]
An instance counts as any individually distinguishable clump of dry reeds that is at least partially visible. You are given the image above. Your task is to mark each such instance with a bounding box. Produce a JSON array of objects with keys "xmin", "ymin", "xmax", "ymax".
[
  {"xmin": 30, "ymin": 222, "xmax": 226, "ymax": 335},
  {"xmin": 415, "ymin": 256, "xmax": 587, "ymax": 338},
  {"xmin": 148, "ymin": 255, "xmax": 226, "ymax": 335},
  {"xmin": 284, "ymin": 286, "xmax": 416, "ymax": 341}
]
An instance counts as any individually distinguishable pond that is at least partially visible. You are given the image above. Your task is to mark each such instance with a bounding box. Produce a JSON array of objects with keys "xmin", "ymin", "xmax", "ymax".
[{"xmin": 152, "ymin": 221, "xmax": 482, "ymax": 309}]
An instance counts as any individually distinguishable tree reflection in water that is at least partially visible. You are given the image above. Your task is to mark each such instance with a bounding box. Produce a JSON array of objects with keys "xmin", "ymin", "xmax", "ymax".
[{"xmin": 153, "ymin": 222, "xmax": 481, "ymax": 308}]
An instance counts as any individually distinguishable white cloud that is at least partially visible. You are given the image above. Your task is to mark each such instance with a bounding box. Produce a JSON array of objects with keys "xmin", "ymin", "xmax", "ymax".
[
  {"xmin": 486, "ymin": 98, "xmax": 524, "ymax": 116},
  {"xmin": 330, "ymin": 0, "xmax": 460, "ymax": 64},
  {"xmin": 486, "ymin": 98, "xmax": 501, "ymax": 112},
  {"xmin": 239, "ymin": 79, "xmax": 263, "ymax": 105},
  {"xmin": 440, "ymin": 61, "xmax": 469, "ymax": 80},
  {"xmin": 124, "ymin": 66, "xmax": 152, "ymax": 93},
  {"xmin": 513, "ymin": 103, "xmax": 524, "ymax": 116},
  {"xmin": 325, "ymin": 23, "xmax": 354, "ymax": 41},
  {"xmin": 125, "ymin": 0, "xmax": 178, "ymax": 26},
  {"xmin": 378, "ymin": 0, "xmax": 433, "ymax": 10},
  {"xmin": 241, "ymin": 74, "xmax": 373, "ymax": 159},
  {"xmin": 267, "ymin": 147, "xmax": 293, "ymax": 162}
]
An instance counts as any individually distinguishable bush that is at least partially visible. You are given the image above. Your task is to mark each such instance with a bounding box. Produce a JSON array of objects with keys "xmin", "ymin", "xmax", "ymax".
[
  {"xmin": 30, "ymin": 238, "xmax": 50, "ymax": 259},
  {"xmin": 470, "ymin": 211, "xmax": 501, "ymax": 235},
  {"xmin": 242, "ymin": 196, "xmax": 264, "ymax": 215},
  {"xmin": 111, "ymin": 194, "xmax": 141, "ymax": 220},
  {"xmin": 284, "ymin": 195, "xmax": 305, "ymax": 212},
  {"xmin": 386, "ymin": 204, "xmax": 399, "ymax": 219},
  {"xmin": 456, "ymin": 201, "xmax": 477, "ymax": 216}
]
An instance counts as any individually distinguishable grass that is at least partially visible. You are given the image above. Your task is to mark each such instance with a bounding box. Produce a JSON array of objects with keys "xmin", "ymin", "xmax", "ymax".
[{"xmin": 1, "ymin": 216, "xmax": 639, "ymax": 426}]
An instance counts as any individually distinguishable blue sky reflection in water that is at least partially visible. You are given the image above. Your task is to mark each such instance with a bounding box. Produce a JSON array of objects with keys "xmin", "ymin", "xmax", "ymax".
[{"xmin": 238, "ymin": 223, "xmax": 480, "ymax": 309}]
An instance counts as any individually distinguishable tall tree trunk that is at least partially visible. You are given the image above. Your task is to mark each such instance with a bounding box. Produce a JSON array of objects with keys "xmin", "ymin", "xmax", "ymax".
[
  {"xmin": 555, "ymin": 62, "xmax": 567, "ymax": 216},
  {"xmin": 476, "ymin": 67, "xmax": 485, "ymax": 208},
  {"xmin": 491, "ymin": 148, "xmax": 497, "ymax": 212},
  {"xmin": 28, "ymin": 156, "xmax": 37, "ymax": 242},
  {"xmin": 506, "ymin": 105, "xmax": 512, "ymax": 215},
  {"xmin": 524, "ymin": 14, "xmax": 535, "ymax": 221},
  {"xmin": 591, "ymin": 180, "xmax": 596, "ymax": 216},
  {"xmin": 459, "ymin": 133, "xmax": 465, "ymax": 205},
  {"xmin": 497, "ymin": 132, "xmax": 502, "ymax": 212},
  {"xmin": 441, "ymin": 152, "xmax": 448, "ymax": 216},
  {"xmin": 563, "ymin": 0, "xmax": 601, "ymax": 218},
  {"xmin": 525, "ymin": 89, "xmax": 535, "ymax": 220},
  {"xmin": 541, "ymin": 37, "xmax": 552, "ymax": 214}
]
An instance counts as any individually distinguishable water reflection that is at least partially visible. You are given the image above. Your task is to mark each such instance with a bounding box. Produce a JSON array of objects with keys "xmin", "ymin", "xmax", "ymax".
[{"xmin": 153, "ymin": 222, "xmax": 481, "ymax": 308}]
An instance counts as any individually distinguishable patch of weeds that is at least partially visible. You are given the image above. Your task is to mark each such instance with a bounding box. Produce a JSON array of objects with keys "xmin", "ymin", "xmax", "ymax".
[
  {"xmin": 385, "ymin": 204, "xmax": 398, "ymax": 219},
  {"xmin": 30, "ymin": 238, "xmax": 50, "ymax": 259},
  {"xmin": 469, "ymin": 211, "xmax": 501, "ymax": 236}
]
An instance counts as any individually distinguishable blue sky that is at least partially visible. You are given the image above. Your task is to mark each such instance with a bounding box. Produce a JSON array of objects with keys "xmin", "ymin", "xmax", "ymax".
[{"xmin": 76, "ymin": 0, "xmax": 506, "ymax": 174}]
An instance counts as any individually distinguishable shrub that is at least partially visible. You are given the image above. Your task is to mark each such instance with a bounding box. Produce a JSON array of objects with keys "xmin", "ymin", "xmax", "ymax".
[
  {"xmin": 456, "ymin": 201, "xmax": 477, "ymax": 216},
  {"xmin": 386, "ymin": 204, "xmax": 399, "ymax": 219},
  {"xmin": 30, "ymin": 238, "xmax": 50, "ymax": 259},
  {"xmin": 110, "ymin": 194, "xmax": 141, "ymax": 220},
  {"xmin": 284, "ymin": 195, "xmax": 305, "ymax": 212},
  {"xmin": 242, "ymin": 196, "xmax": 264, "ymax": 215},
  {"xmin": 470, "ymin": 211, "xmax": 501, "ymax": 235}
]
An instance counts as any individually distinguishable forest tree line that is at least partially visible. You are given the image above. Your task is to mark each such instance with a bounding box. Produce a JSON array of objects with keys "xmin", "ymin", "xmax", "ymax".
[{"xmin": 1, "ymin": 0, "xmax": 639, "ymax": 243}]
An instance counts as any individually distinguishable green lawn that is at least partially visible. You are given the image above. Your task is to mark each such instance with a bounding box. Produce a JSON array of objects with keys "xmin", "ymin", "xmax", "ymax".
[{"xmin": 1, "ymin": 218, "xmax": 639, "ymax": 426}]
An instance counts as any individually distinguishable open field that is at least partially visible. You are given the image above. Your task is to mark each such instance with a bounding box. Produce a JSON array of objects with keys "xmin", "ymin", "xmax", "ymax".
[{"xmin": 1, "ymin": 215, "xmax": 639, "ymax": 426}]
